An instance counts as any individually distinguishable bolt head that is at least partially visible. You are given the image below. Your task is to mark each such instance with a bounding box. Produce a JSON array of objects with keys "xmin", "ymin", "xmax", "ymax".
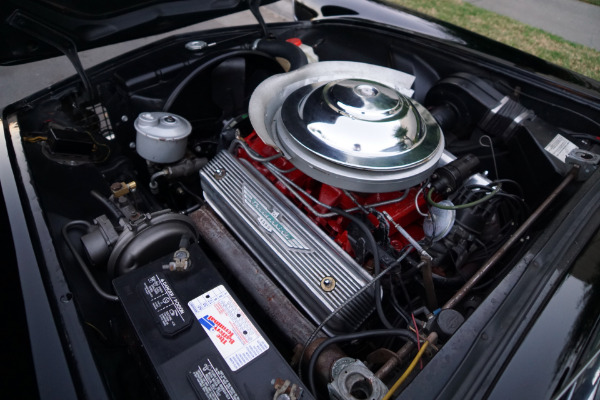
[
  {"xmin": 185, "ymin": 40, "xmax": 208, "ymax": 51},
  {"xmin": 320, "ymin": 276, "xmax": 336, "ymax": 291},
  {"xmin": 214, "ymin": 167, "xmax": 227, "ymax": 179}
]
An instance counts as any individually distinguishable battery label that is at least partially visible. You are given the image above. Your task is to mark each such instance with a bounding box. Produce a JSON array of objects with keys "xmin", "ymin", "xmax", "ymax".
[
  {"xmin": 188, "ymin": 285, "xmax": 269, "ymax": 371},
  {"xmin": 544, "ymin": 134, "xmax": 578, "ymax": 162},
  {"xmin": 138, "ymin": 273, "xmax": 192, "ymax": 335},
  {"xmin": 188, "ymin": 357, "xmax": 241, "ymax": 400}
]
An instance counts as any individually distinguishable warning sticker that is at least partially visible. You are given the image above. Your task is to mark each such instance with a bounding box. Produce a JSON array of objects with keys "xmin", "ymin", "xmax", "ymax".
[
  {"xmin": 188, "ymin": 285, "xmax": 269, "ymax": 371},
  {"xmin": 544, "ymin": 134, "xmax": 578, "ymax": 162},
  {"xmin": 138, "ymin": 273, "xmax": 192, "ymax": 335},
  {"xmin": 188, "ymin": 357, "xmax": 241, "ymax": 400}
]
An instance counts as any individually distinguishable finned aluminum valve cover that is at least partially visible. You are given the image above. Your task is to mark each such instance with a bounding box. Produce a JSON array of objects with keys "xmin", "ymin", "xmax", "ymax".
[{"xmin": 201, "ymin": 151, "xmax": 374, "ymax": 332}]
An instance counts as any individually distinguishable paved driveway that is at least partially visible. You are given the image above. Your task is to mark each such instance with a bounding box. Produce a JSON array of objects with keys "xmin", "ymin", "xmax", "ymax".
[{"xmin": 465, "ymin": 0, "xmax": 600, "ymax": 51}]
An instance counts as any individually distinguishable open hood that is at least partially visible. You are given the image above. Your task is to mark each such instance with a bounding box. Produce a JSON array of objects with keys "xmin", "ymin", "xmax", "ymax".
[{"xmin": 0, "ymin": 0, "xmax": 274, "ymax": 65}]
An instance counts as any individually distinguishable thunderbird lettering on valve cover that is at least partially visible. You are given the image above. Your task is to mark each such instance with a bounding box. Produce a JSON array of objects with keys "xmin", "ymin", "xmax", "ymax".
[{"xmin": 1, "ymin": 0, "xmax": 600, "ymax": 399}]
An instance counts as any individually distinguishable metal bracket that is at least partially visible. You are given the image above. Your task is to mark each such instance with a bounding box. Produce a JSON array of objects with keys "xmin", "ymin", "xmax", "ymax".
[
  {"xmin": 566, "ymin": 149, "xmax": 600, "ymax": 181},
  {"xmin": 328, "ymin": 358, "xmax": 388, "ymax": 400},
  {"xmin": 248, "ymin": 0, "xmax": 270, "ymax": 38}
]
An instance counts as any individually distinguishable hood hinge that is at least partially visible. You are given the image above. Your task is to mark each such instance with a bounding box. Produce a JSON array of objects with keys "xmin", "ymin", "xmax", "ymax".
[{"xmin": 8, "ymin": 10, "xmax": 95, "ymax": 102}]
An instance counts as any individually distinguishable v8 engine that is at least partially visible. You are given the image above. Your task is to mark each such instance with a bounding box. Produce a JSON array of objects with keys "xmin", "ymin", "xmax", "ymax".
[{"xmin": 9, "ymin": 26, "xmax": 599, "ymax": 399}]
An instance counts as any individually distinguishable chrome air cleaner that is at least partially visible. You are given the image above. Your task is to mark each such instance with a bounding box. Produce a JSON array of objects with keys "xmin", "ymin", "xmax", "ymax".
[{"xmin": 249, "ymin": 61, "xmax": 444, "ymax": 192}]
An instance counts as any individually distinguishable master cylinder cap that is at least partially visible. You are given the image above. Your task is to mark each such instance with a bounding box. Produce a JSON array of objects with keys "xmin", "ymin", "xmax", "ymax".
[{"xmin": 135, "ymin": 112, "xmax": 191, "ymax": 163}]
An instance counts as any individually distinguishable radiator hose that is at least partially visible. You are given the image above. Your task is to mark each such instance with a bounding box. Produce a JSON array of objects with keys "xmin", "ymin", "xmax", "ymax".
[{"xmin": 252, "ymin": 39, "xmax": 308, "ymax": 70}]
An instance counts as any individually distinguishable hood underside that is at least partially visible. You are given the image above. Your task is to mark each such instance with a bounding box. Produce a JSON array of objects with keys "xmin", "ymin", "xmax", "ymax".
[{"xmin": 0, "ymin": 0, "xmax": 276, "ymax": 65}]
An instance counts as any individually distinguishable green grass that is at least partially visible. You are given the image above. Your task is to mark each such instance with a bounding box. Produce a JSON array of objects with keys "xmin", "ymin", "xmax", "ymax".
[
  {"xmin": 579, "ymin": 0, "xmax": 600, "ymax": 6},
  {"xmin": 384, "ymin": 0, "xmax": 600, "ymax": 81}
]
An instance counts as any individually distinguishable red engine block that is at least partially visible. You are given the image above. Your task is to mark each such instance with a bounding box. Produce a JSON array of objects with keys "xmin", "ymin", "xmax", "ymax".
[{"xmin": 238, "ymin": 133, "xmax": 426, "ymax": 256}]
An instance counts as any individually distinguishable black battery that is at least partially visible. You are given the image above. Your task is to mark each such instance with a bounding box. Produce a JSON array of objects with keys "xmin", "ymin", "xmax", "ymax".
[{"xmin": 113, "ymin": 243, "xmax": 311, "ymax": 400}]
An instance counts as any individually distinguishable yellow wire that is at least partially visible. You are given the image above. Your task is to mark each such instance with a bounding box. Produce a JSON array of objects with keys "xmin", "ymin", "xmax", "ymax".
[
  {"xmin": 84, "ymin": 321, "xmax": 108, "ymax": 341},
  {"xmin": 22, "ymin": 136, "xmax": 47, "ymax": 143},
  {"xmin": 382, "ymin": 341, "xmax": 430, "ymax": 400},
  {"xmin": 84, "ymin": 130, "xmax": 111, "ymax": 162}
]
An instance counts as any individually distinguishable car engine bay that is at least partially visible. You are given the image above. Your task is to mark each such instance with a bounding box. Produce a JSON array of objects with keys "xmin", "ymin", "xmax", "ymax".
[{"xmin": 4, "ymin": 20, "xmax": 600, "ymax": 400}]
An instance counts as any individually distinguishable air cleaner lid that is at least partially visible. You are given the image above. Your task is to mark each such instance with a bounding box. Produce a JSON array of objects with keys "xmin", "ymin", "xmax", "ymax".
[
  {"xmin": 248, "ymin": 61, "xmax": 443, "ymax": 192},
  {"xmin": 280, "ymin": 79, "xmax": 441, "ymax": 171}
]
